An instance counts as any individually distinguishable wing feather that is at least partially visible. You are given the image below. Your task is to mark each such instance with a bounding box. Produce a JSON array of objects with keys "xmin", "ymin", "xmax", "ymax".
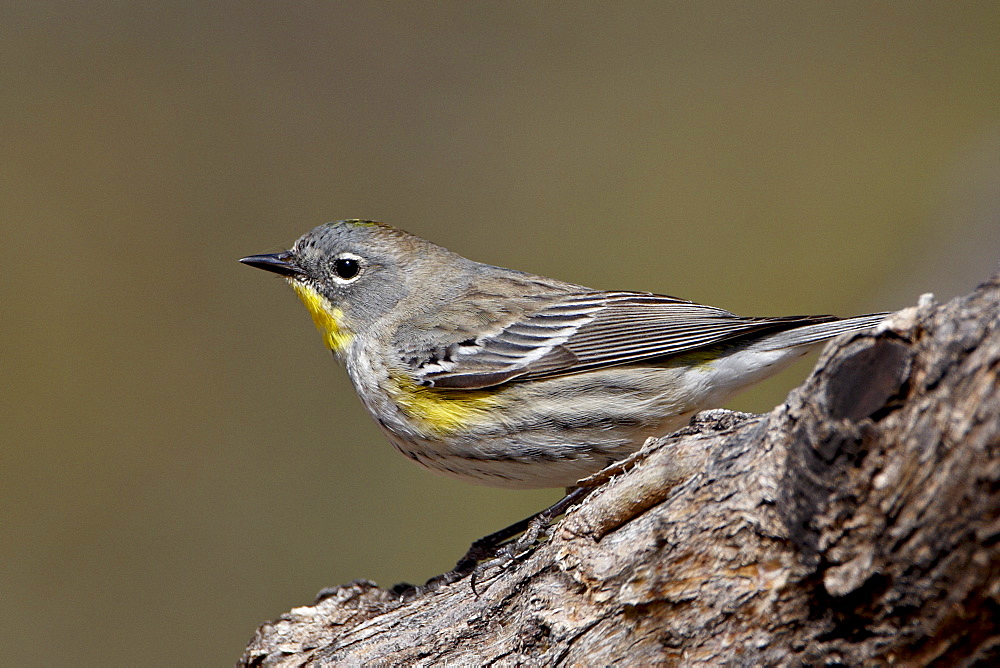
[{"xmin": 417, "ymin": 290, "xmax": 841, "ymax": 389}]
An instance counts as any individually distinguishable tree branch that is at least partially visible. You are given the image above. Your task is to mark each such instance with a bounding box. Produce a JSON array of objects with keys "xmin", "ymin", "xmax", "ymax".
[{"xmin": 241, "ymin": 275, "xmax": 1000, "ymax": 666}]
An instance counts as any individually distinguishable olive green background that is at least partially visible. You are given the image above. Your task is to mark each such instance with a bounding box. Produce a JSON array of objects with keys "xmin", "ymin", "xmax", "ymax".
[{"xmin": 4, "ymin": 3, "xmax": 999, "ymax": 665}]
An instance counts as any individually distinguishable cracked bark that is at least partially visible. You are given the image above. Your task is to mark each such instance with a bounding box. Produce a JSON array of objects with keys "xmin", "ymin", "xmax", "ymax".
[{"xmin": 241, "ymin": 275, "xmax": 1000, "ymax": 667}]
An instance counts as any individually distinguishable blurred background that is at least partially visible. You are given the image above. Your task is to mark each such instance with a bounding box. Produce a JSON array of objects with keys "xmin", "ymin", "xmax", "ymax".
[{"xmin": 3, "ymin": 2, "xmax": 999, "ymax": 665}]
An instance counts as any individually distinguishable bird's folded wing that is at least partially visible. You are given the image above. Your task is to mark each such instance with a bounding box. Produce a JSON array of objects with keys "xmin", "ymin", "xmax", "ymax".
[{"xmin": 409, "ymin": 291, "xmax": 836, "ymax": 389}]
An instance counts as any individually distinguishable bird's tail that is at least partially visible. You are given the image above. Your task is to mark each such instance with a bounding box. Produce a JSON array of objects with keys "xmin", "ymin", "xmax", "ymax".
[{"xmin": 752, "ymin": 312, "xmax": 889, "ymax": 351}]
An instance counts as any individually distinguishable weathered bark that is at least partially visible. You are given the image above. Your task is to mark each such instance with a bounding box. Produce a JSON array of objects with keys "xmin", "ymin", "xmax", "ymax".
[{"xmin": 241, "ymin": 275, "xmax": 1000, "ymax": 667}]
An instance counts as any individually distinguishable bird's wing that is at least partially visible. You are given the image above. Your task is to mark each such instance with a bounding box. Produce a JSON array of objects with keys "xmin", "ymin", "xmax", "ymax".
[{"xmin": 406, "ymin": 291, "xmax": 838, "ymax": 389}]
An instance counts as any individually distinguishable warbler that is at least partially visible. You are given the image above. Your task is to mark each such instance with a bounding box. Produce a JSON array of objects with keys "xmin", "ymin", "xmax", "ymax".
[{"xmin": 241, "ymin": 220, "xmax": 885, "ymax": 490}]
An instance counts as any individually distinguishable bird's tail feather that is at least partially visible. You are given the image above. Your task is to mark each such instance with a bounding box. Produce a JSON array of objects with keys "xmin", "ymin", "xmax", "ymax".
[{"xmin": 753, "ymin": 312, "xmax": 889, "ymax": 351}]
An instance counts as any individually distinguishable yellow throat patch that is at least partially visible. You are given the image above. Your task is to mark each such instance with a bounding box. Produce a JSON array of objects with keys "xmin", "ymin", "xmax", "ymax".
[{"xmin": 290, "ymin": 282, "xmax": 353, "ymax": 352}]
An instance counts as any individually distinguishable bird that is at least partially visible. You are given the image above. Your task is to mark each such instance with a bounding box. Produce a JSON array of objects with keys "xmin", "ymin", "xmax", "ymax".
[{"xmin": 241, "ymin": 220, "xmax": 886, "ymax": 491}]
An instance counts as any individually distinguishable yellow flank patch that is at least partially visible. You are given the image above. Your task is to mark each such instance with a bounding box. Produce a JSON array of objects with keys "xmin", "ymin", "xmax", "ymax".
[
  {"xmin": 665, "ymin": 347, "xmax": 720, "ymax": 370},
  {"xmin": 390, "ymin": 376, "xmax": 503, "ymax": 435},
  {"xmin": 290, "ymin": 282, "xmax": 354, "ymax": 352}
]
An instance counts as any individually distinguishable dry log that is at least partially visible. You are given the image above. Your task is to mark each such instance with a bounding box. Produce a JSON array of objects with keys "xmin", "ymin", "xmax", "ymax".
[{"xmin": 241, "ymin": 274, "xmax": 1000, "ymax": 666}]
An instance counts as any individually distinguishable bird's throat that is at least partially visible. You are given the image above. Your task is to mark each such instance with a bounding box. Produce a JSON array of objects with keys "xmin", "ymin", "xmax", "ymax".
[{"xmin": 289, "ymin": 282, "xmax": 353, "ymax": 353}]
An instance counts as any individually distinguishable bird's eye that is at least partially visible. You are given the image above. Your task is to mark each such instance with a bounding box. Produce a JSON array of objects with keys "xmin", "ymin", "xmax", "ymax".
[
  {"xmin": 330, "ymin": 253, "xmax": 363, "ymax": 283},
  {"xmin": 334, "ymin": 258, "xmax": 359, "ymax": 279}
]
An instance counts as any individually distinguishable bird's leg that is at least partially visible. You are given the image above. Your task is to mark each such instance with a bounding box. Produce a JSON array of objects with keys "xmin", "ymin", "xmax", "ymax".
[
  {"xmin": 414, "ymin": 486, "xmax": 593, "ymax": 594},
  {"xmin": 392, "ymin": 439, "xmax": 674, "ymax": 599},
  {"xmin": 501, "ymin": 485, "xmax": 593, "ymax": 557}
]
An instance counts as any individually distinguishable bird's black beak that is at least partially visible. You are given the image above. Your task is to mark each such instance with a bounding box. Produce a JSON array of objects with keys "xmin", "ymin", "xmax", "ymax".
[{"xmin": 239, "ymin": 252, "xmax": 305, "ymax": 277}]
